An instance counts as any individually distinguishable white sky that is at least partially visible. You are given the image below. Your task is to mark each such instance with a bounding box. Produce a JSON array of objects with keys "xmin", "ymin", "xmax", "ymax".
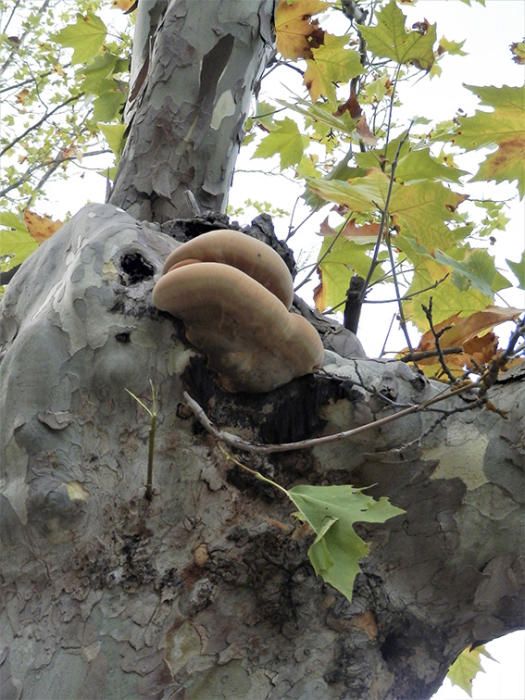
[{"xmin": 24, "ymin": 2, "xmax": 525, "ymax": 697}]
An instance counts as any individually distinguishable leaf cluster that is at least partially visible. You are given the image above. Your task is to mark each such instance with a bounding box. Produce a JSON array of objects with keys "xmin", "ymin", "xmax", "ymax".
[
  {"xmin": 251, "ymin": 0, "xmax": 524, "ymax": 374},
  {"xmin": 0, "ymin": 0, "xmax": 131, "ymax": 281}
]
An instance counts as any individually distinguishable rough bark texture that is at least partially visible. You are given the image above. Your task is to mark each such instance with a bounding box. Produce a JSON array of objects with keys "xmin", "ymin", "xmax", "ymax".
[
  {"xmin": 109, "ymin": 0, "xmax": 274, "ymax": 222},
  {"xmin": 1, "ymin": 205, "xmax": 523, "ymax": 700}
]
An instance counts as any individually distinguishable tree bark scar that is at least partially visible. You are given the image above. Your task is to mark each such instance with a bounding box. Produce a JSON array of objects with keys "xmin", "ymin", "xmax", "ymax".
[{"xmin": 197, "ymin": 34, "xmax": 235, "ymax": 108}]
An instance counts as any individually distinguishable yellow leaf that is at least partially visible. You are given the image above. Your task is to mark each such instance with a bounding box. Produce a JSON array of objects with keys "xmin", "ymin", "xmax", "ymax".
[
  {"xmin": 275, "ymin": 0, "xmax": 328, "ymax": 60},
  {"xmin": 111, "ymin": 0, "xmax": 135, "ymax": 10},
  {"xmin": 23, "ymin": 210, "xmax": 63, "ymax": 244},
  {"xmin": 454, "ymin": 85, "xmax": 525, "ymax": 196},
  {"xmin": 304, "ymin": 34, "xmax": 362, "ymax": 101},
  {"xmin": 447, "ymin": 645, "xmax": 495, "ymax": 696}
]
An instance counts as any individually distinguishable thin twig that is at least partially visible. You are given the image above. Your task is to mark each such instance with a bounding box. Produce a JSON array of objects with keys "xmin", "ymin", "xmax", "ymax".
[
  {"xmin": 0, "ymin": 70, "xmax": 53, "ymax": 95},
  {"xmin": 479, "ymin": 314, "xmax": 525, "ymax": 396},
  {"xmin": 183, "ymin": 382, "xmax": 475, "ymax": 455},
  {"xmin": 0, "ymin": 93, "xmax": 84, "ymax": 158},
  {"xmin": 381, "ymin": 125, "xmax": 415, "ymax": 353},
  {"xmin": 422, "ymin": 299, "xmax": 456, "ymax": 383},
  {"xmin": 294, "ymin": 210, "xmax": 353, "ymax": 293},
  {"xmin": 399, "ymin": 347, "xmax": 463, "ymax": 363},
  {"xmin": 0, "ymin": 148, "xmax": 109, "ymax": 199},
  {"xmin": 217, "ymin": 444, "xmax": 289, "ymax": 497},
  {"xmin": 0, "ymin": 0, "xmax": 52, "ymax": 75},
  {"xmin": 357, "ymin": 112, "xmax": 409, "ymax": 306},
  {"xmin": 379, "ymin": 313, "xmax": 397, "ymax": 357}
]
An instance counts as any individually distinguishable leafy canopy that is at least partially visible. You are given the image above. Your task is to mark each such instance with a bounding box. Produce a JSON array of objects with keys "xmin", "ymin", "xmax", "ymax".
[
  {"xmin": 0, "ymin": 0, "xmax": 131, "ymax": 275},
  {"xmin": 251, "ymin": 0, "xmax": 523, "ymax": 378}
]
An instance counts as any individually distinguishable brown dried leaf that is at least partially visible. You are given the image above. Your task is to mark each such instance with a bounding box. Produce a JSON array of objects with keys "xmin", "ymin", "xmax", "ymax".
[{"xmin": 23, "ymin": 210, "xmax": 63, "ymax": 244}]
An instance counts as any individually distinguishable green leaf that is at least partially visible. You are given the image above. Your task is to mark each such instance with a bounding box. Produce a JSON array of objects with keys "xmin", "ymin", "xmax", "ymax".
[
  {"xmin": 447, "ymin": 645, "xmax": 495, "ymax": 696},
  {"xmin": 98, "ymin": 122, "xmax": 126, "ymax": 155},
  {"xmin": 52, "ymin": 13, "xmax": 107, "ymax": 64},
  {"xmin": 359, "ymin": 1, "xmax": 436, "ymax": 70},
  {"xmin": 0, "ymin": 214, "xmax": 38, "ymax": 270},
  {"xmin": 395, "ymin": 148, "xmax": 468, "ymax": 184},
  {"xmin": 507, "ymin": 252, "xmax": 525, "ymax": 289},
  {"xmin": 401, "ymin": 254, "xmax": 492, "ymax": 329},
  {"xmin": 354, "ymin": 131, "xmax": 411, "ymax": 171},
  {"xmin": 316, "ymin": 235, "xmax": 379, "ymax": 310},
  {"xmin": 278, "ymin": 96, "xmax": 358, "ymax": 136},
  {"xmin": 434, "ymin": 248, "xmax": 511, "ymax": 297},
  {"xmin": 309, "ymin": 170, "xmax": 466, "ymax": 250},
  {"xmin": 453, "ymin": 85, "xmax": 525, "ymax": 196},
  {"xmin": 438, "ymin": 36, "xmax": 467, "ymax": 56},
  {"xmin": 308, "ymin": 169, "xmax": 390, "ymax": 212},
  {"xmin": 288, "ymin": 485, "xmax": 404, "ymax": 601},
  {"xmin": 390, "ymin": 181, "xmax": 466, "ymax": 244},
  {"xmin": 79, "ymin": 53, "xmax": 119, "ymax": 94},
  {"xmin": 93, "ymin": 91, "xmax": 125, "ymax": 122},
  {"xmin": 254, "ymin": 117, "xmax": 308, "ymax": 168}
]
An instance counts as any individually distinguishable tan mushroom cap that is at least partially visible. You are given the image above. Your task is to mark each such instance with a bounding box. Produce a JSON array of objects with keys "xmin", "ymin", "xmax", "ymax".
[
  {"xmin": 153, "ymin": 261, "xmax": 324, "ymax": 393},
  {"xmin": 162, "ymin": 229, "xmax": 294, "ymax": 309}
]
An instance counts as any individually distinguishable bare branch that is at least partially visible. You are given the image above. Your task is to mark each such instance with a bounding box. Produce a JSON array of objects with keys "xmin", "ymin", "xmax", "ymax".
[
  {"xmin": 422, "ymin": 299, "xmax": 457, "ymax": 383},
  {"xmin": 183, "ymin": 381, "xmax": 476, "ymax": 455},
  {"xmin": 0, "ymin": 93, "xmax": 84, "ymax": 159}
]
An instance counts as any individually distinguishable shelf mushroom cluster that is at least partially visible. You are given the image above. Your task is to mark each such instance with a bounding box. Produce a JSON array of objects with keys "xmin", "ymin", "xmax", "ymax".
[{"xmin": 152, "ymin": 229, "xmax": 325, "ymax": 393}]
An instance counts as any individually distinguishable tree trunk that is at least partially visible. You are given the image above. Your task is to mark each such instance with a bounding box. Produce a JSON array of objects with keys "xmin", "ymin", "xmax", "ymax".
[
  {"xmin": 1, "ymin": 1, "xmax": 524, "ymax": 699},
  {"xmin": 1, "ymin": 204, "xmax": 523, "ymax": 699},
  {"xmin": 109, "ymin": 0, "xmax": 274, "ymax": 223}
]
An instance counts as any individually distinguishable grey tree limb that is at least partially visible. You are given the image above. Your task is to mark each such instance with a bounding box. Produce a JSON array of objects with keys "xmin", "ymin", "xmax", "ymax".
[{"xmin": 0, "ymin": 204, "xmax": 523, "ymax": 700}]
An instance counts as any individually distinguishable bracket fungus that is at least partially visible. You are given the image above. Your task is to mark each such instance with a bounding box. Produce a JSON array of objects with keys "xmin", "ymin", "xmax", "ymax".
[{"xmin": 153, "ymin": 229, "xmax": 325, "ymax": 393}]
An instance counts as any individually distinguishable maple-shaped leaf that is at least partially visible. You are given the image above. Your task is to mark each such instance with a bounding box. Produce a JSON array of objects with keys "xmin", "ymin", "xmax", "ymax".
[
  {"xmin": 507, "ymin": 251, "xmax": 525, "ymax": 289},
  {"xmin": 453, "ymin": 85, "xmax": 525, "ymax": 197},
  {"xmin": 304, "ymin": 34, "xmax": 362, "ymax": 102},
  {"xmin": 434, "ymin": 248, "xmax": 511, "ymax": 297},
  {"xmin": 390, "ymin": 181, "xmax": 467, "ymax": 241},
  {"xmin": 23, "ymin": 210, "xmax": 63, "ymax": 244},
  {"xmin": 52, "ymin": 13, "xmax": 107, "ymax": 65},
  {"xmin": 275, "ymin": 0, "xmax": 328, "ymax": 60},
  {"xmin": 0, "ymin": 213, "xmax": 38, "ymax": 271},
  {"xmin": 395, "ymin": 147, "xmax": 468, "ymax": 184},
  {"xmin": 314, "ymin": 235, "xmax": 383, "ymax": 311},
  {"xmin": 438, "ymin": 36, "xmax": 467, "ymax": 57},
  {"xmin": 401, "ymin": 252, "xmax": 492, "ymax": 330},
  {"xmin": 309, "ymin": 170, "xmax": 466, "ymax": 244},
  {"xmin": 510, "ymin": 41, "xmax": 525, "ymax": 64},
  {"xmin": 447, "ymin": 645, "xmax": 495, "ymax": 696},
  {"xmin": 254, "ymin": 117, "xmax": 308, "ymax": 168},
  {"xmin": 358, "ymin": 1, "xmax": 436, "ymax": 70},
  {"xmin": 289, "ymin": 485, "xmax": 403, "ymax": 601},
  {"xmin": 308, "ymin": 168, "xmax": 390, "ymax": 213},
  {"xmin": 99, "ymin": 123, "xmax": 126, "ymax": 155}
]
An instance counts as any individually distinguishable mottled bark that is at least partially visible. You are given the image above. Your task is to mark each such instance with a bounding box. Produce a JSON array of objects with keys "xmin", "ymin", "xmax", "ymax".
[
  {"xmin": 109, "ymin": 0, "xmax": 274, "ymax": 223},
  {"xmin": 1, "ymin": 205, "xmax": 523, "ymax": 700}
]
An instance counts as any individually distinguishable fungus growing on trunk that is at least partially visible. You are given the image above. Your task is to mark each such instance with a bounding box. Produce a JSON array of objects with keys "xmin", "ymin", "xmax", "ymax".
[{"xmin": 153, "ymin": 230, "xmax": 324, "ymax": 393}]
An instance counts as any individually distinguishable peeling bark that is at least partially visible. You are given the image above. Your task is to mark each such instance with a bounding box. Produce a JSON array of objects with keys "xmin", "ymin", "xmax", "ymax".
[
  {"xmin": 1, "ymin": 205, "xmax": 523, "ymax": 699},
  {"xmin": 109, "ymin": 0, "xmax": 275, "ymax": 223}
]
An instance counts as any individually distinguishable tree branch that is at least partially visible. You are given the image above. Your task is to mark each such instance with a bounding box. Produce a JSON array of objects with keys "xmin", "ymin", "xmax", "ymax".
[
  {"xmin": 0, "ymin": 93, "xmax": 83, "ymax": 159},
  {"xmin": 183, "ymin": 381, "xmax": 476, "ymax": 454}
]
